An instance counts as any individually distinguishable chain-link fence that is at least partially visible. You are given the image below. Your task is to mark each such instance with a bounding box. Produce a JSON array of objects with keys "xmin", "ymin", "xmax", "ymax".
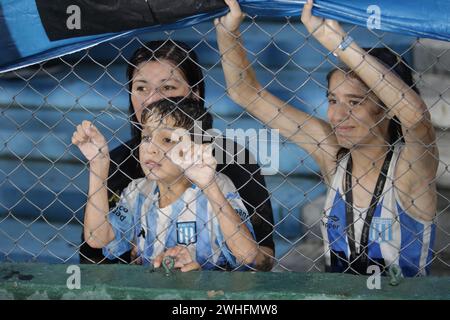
[{"xmin": 0, "ymin": 15, "xmax": 449, "ymax": 277}]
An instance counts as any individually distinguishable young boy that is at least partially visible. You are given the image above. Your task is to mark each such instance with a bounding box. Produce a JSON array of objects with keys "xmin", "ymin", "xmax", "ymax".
[{"xmin": 72, "ymin": 97, "xmax": 257, "ymax": 271}]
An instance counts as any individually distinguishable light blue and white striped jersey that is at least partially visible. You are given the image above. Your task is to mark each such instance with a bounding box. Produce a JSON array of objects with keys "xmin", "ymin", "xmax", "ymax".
[
  {"xmin": 102, "ymin": 173, "xmax": 255, "ymax": 270},
  {"xmin": 321, "ymin": 144, "xmax": 436, "ymax": 277}
]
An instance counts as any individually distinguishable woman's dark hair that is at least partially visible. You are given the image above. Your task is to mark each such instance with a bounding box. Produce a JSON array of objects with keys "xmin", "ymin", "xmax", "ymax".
[
  {"xmin": 327, "ymin": 47, "xmax": 419, "ymax": 160},
  {"xmin": 141, "ymin": 96, "xmax": 213, "ymax": 142},
  {"xmin": 127, "ymin": 40, "xmax": 205, "ymax": 139}
]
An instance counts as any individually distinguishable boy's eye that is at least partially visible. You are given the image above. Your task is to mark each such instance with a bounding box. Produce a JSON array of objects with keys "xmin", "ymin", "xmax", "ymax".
[
  {"xmin": 328, "ymin": 98, "xmax": 337, "ymax": 104},
  {"xmin": 163, "ymin": 137, "xmax": 173, "ymax": 144},
  {"xmin": 141, "ymin": 135, "xmax": 151, "ymax": 142},
  {"xmin": 349, "ymin": 100, "xmax": 363, "ymax": 106}
]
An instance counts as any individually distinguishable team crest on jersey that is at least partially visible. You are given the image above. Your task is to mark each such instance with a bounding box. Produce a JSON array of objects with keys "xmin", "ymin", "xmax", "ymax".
[
  {"xmin": 177, "ymin": 221, "xmax": 197, "ymax": 245},
  {"xmin": 370, "ymin": 217, "xmax": 394, "ymax": 243}
]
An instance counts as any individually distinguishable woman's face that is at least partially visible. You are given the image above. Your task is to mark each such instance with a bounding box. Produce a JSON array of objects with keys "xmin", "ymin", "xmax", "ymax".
[
  {"xmin": 327, "ymin": 70, "xmax": 389, "ymax": 149},
  {"xmin": 131, "ymin": 60, "xmax": 191, "ymax": 123}
]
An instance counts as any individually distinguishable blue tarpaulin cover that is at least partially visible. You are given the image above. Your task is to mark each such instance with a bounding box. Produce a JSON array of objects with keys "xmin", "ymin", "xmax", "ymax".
[{"xmin": 0, "ymin": 0, "xmax": 449, "ymax": 73}]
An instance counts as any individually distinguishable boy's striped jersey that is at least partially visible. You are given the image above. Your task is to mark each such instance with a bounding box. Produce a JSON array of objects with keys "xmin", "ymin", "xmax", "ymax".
[{"xmin": 103, "ymin": 173, "xmax": 255, "ymax": 270}]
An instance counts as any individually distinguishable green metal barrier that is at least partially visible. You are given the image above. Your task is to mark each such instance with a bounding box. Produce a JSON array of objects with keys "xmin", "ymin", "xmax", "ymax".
[{"xmin": 0, "ymin": 263, "xmax": 449, "ymax": 300}]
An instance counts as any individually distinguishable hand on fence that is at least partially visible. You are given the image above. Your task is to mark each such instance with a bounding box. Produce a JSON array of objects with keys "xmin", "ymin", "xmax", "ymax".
[
  {"xmin": 72, "ymin": 120, "xmax": 110, "ymax": 166},
  {"xmin": 301, "ymin": 0, "xmax": 347, "ymax": 53},
  {"xmin": 167, "ymin": 130, "xmax": 217, "ymax": 190},
  {"xmin": 214, "ymin": 0, "xmax": 245, "ymax": 34},
  {"xmin": 153, "ymin": 245, "xmax": 201, "ymax": 272}
]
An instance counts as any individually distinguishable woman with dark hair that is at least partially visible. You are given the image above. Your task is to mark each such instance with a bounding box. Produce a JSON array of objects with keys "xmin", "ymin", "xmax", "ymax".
[
  {"xmin": 79, "ymin": 39, "xmax": 275, "ymax": 271},
  {"xmin": 216, "ymin": 0, "xmax": 438, "ymax": 276}
]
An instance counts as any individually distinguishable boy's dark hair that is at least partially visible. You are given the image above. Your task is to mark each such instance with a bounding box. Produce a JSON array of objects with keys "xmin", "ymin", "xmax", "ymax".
[
  {"xmin": 327, "ymin": 47, "xmax": 417, "ymax": 161},
  {"xmin": 141, "ymin": 97, "xmax": 213, "ymax": 142},
  {"xmin": 127, "ymin": 40, "xmax": 205, "ymax": 139}
]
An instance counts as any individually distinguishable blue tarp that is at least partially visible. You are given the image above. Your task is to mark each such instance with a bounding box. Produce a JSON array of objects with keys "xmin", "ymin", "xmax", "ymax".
[{"xmin": 0, "ymin": 0, "xmax": 449, "ymax": 73}]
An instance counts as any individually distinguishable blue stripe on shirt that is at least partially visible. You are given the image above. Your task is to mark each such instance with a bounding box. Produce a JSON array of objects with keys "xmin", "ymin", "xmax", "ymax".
[
  {"xmin": 196, "ymin": 192, "xmax": 215, "ymax": 269},
  {"xmin": 398, "ymin": 203, "xmax": 426, "ymax": 277},
  {"xmin": 327, "ymin": 191, "xmax": 350, "ymax": 257}
]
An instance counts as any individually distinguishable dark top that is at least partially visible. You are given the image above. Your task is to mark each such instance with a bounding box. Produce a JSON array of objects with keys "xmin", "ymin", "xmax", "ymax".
[{"xmin": 79, "ymin": 136, "xmax": 275, "ymax": 264}]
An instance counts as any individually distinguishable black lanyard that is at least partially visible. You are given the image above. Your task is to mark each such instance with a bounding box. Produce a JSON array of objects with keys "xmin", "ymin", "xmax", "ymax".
[{"xmin": 344, "ymin": 148, "xmax": 394, "ymax": 269}]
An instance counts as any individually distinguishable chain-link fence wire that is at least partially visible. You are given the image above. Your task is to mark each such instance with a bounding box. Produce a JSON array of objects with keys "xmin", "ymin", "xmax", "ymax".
[{"xmin": 0, "ymin": 15, "xmax": 449, "ymax": 276}]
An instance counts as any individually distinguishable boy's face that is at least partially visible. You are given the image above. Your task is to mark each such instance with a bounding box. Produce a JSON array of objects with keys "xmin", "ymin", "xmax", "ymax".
[{"xmin": 139, "ymin": 114, "xmax": 187, "ymax": 182}]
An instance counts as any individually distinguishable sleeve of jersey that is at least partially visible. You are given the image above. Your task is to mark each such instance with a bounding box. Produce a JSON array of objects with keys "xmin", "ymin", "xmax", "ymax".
[
  {"xmin": 102, "ymin": 185, "xmax": 136, "ymax": 260},
  {"xmin": 214, "ymin": 175, "xmax": 256, "ymax": 269}
]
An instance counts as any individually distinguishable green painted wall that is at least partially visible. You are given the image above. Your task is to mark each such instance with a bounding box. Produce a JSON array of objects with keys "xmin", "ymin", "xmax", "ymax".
[{"xmin": 0, "ymin": 263, "xmax": 449, "ymax": 300}]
